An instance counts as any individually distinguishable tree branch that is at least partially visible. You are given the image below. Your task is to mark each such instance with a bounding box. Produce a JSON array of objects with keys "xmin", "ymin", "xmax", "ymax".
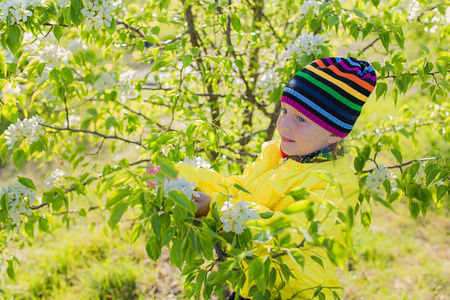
[
  {"xmin": 360, "ymin": 157, "xmax": 437, "ymax": 174},
  {"xmin": 40, "ymin": 123, "xmax": 145, "ymax": 148},
  {"xmin": 361, "ymin": 37, "xmax": 380, "ymax": 53}
]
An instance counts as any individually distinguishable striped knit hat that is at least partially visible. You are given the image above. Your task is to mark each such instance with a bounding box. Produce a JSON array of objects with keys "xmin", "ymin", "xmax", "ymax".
[{"xmin": 281, "ymin": 57, "xmax": 377, "ymax": 138}]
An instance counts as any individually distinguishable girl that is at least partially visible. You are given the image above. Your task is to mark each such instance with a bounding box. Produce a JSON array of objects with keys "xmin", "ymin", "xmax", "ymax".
[{"xmin": 158, "ymin": 57, "xmax": 377, "ymax": 299}]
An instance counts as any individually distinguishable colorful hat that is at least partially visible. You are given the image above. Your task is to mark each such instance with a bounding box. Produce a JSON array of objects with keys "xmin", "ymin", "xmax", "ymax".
[{"xmin": 281, "ymin": 57, "xmax": 377, "ymax": 138}]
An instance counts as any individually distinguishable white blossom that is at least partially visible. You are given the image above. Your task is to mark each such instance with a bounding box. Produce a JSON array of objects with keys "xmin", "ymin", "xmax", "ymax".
[
  {"xmin": 0, "ymin": 181, "xmax": 39, "ymax": 225},
  {"xmin": 34, "ymin": 44, "xmax": 71, "ymax": 70},
  {"xmin": 387, "ymin": 172, "xmax": 398, "ymax": 193},
  {"xmin": 117, "ymin": 70, "xmax": 138, "ymax": 103},
  {"xmin": 179, "ymin": 156, "xmax": 211, "ymax": 169},
  {"xmin": 44, "ymin": 169, "xmax": 66, "ymax": 190},
  {"xmin": 220, "ymin": 201, "xmax": 259, "ymax": 234},
  {"xmin": 402, "ymin": 0, "xmax": 421, "ymax": 22},
  {"xmin": 366, "ymin": 164, "xmax": 397, "ymax": 193},
  {"xmin": 93, "ymin": 71, "xmax": 117, "ymax": 92},
  {"xmin": 0, "ymin": 0, "xmax": 35, "ymax": 25},
  {"xmin": 258, "ymin": 70, "xmax": 279, "ymax": 92},
  {"xmin": 66, "ymin": 38, "xmax": 88, "ymax": 53},
  {"xmin": 411, "ymin": 162, "xmax": 445, "ymax": 187},
  {"xmin": 3, "ymin": 115, "xmax": 45, "ymax": 150},
  {"xmin": 445, "ymin": 7, "xmax": 450, "ymax": 24},
  {"xmin": 301, "ymin": 0, "xmax": 320, "ymax": 14},
  {"xmin": 0, "ymin": 82, "xmax": 21, "ymax": 98},
  {"xmin": 81, "ymin": 0, "xmax": 117, "ymax": 31},
  {"xmin": 163, "ymin": 177, "xmax": 199, "ymax": 199},
  {"xmin": 285, "ymin": 32, "xmax": 323, "ymax": 62},
  {"xmin": 57, "ymin": 0, "xmax": 69, "ymax": 7},
  {"xmin": 64, "ymin": 114, "xmax": 81, "ymax": 127}
]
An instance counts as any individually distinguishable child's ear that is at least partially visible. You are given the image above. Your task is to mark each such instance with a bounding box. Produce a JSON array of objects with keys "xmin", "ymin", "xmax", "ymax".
[{"xmin": 327, "ymin": 136, "xmax": 342, "ymax": 144}]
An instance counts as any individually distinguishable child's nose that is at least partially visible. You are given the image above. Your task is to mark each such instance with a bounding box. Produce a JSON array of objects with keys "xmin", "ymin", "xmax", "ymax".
[{"xmin": 278, "ymin": 116, "xmax": 292, "ymax": 132}]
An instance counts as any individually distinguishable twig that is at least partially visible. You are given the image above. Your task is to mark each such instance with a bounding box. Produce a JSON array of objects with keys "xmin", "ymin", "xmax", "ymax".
[
  {"xmin": 360, "ymin": 157, "xmax": 437, "ymax": 174},
  {"xmin": 116, "ymin": 20, "xmax": 145, "ymax": 38},
  {"xmin": 40, "ymin": 123, "xmax": 145, "ymax": 148},
  {"xmin": 214, "ymin": 241, "xmax": 227, "ymax": 262},
  {"xmin": 383, "ymin": 70, "xmax": 449, "ymax": 79},
  {"xmin": 87, "ymin": 138, "xmax": 105, "ymax": 156},
  {"xmin": 362, "ymin": 37, "xmax": 380, "ymax": 53}
]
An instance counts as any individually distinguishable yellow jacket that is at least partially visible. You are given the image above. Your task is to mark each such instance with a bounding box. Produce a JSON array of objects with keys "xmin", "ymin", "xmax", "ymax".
[{"xmin": 178, "ymin": 140, "xmax": 358, "ymax": 299}]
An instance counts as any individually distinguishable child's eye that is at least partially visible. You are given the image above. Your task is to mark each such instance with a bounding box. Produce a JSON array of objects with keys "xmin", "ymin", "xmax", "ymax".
[
  {"xmin": 297, "ymin": 116, "xmax": 306, "ymax": 122},
  {"xmin": 281, "ymin": 109, "xmax": 287, "ymax": 115}
]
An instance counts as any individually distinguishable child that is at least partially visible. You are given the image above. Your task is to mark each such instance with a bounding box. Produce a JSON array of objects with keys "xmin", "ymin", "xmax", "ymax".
[{"xmin": 160, "ymin": 57, "xmax": 376, "ymax": 299}]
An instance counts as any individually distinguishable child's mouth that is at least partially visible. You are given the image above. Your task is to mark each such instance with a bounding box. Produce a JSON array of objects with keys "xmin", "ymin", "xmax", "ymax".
[{"xmin": 282, "ymin": 136, "xmax": 295, "ymax": 143}]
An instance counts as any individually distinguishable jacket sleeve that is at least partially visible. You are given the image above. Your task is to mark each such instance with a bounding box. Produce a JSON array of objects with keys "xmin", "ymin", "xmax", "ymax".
[{"xmin": 177, "ymin": 141, "xmax": 279, "ymax": 196}]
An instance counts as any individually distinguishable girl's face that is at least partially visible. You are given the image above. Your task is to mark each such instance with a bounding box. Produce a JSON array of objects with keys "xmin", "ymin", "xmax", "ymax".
[{"xmin": 277, "ymin": 103, "xmax": 341, "ymax": 156}]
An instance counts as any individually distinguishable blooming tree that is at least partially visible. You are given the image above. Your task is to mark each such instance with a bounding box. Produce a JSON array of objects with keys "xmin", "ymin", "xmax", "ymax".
[{"xmin": 0, "ymin": 0, "xmax": 449, "ymax": 298}]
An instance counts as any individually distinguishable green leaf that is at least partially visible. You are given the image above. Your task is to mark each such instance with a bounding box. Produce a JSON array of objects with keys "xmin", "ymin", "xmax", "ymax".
[
  {"xmin": 2, "ymin": 102, "xmax": 19, "ymax": 123},
  {"xmin": 108, "ymin": 201, "xmax": 128, "ymax": 229},
  {"xmin": 253, "ymin": 230, "xmax": 272, "ymax": 243},
  {"xmin": 0, "ymin": 51, "xmax": 6, "ymax": 77},
  {"xmin": 52, "ymin": 194, "xmax": 64, "ymax": 212},
  {"xmin": 326, "ymin": 239, "xmax": 347, "ymax": 268},
  {"xmin": 361, "ymin": 211, "xmax": 372, "ymax": 229},
  {"xmin": 168, "ymin": 190, "xmax": 196, "ymax": 212},
  {"xmin": 87, "ymin": 108, "xmax": 97, "ymax": 116},
  {"xmin": 53, "ymin": 26, "xmax": 63, "ymax": 41},
  {"xmin": 248, "ymin": 256, "xmax": 264, "ymax": 283},
  {"xmin": 146, "ymin": 234, "xmax": 162, "ymax": 261},
  {"xmin": 234, "ymin": 59, "xmax": 244, "ymax": 71},
  {"xmin": 158, "ymin": 156, "xmax": 178, "ymax": 178},
  {"xmin": 332, "ymin": 290, "xmax": 342, "ymax": 300},
  {"xmin": 311, "ymin": 255, "xmax": 324, "ymax": 269},
  {"xmin": 24, "ymin": 222, "xmax": 34, "ymax": 238},
  {"xmin": 327, "ymin": 15, "xmax": 339, "ymax": 28},
  {"xmin": 436, "ymin": 61, "xmax": 447, "ymax": 78},
  {"xmin": 170, "ymin": 237, "xmax": 184, "ymax": 268},
  {"xmin": 233, "ymin": 183, "xmax": 252, "ymax": 195},
  {"xmin": 409, "ymin": 201, "xmax": 420, "ymax": 219},
  {"xmin": 286, "ymin": 187, "xmax": 309, "ymax": 201},
  {"xmin": 13, "ymin": 149, "xmax": 26, "ymax": 169},
  {"xmin": 379, "ymin": 31, "xmax": 391, "ymax": 52},
  {"xmin": 79, "ymin": 208, "xmax": 87, "ymax": 217},
  {"xmin": 105, "ymin": 116, "xmax": 116, "ymax": 130},
  {"xmin": 6, "ymin": 260, "xmax": 15, "ymax": 281},
  {"xmin": 39, "ymin": 217, "xmax": 49, "ymax": 232},
  {"xmin": 391, "ymin": 148, "xmax": 403, "ymax": 164},
  {"xmin": 375, "ymin": 82, "xmax": 387, "ymax": 99},
  {"xmin": 105, "ymin": 189, "xmax": 131, "ymax": 209},
  {"xmin": 231, "ymin": 15, "xmax": 241, "ymax": 31},
  {"xmin": 351, "ymin": 8, "xmax": 366, "ymax": 20},
  {"xmin": 259, "ymin": 211, "xmax": 275, "ymax": 219},
  {"xmin": 282, "ymin": 200, "xmax": 313, "ymax": 214},
  {"xmin": 61, "ymin": 67, "xmax": 74, "ymax": 84},
  {"xmin": 18, "ymin": 177, "xmax": 36, "ymax": 191},
  {"xmin": 190, "ymin": 47, "xmax": 199, "ymax": 56},
  {"xmin": 1, "ymin": 193, "xmax": 9, "ymax": 215},
  {"xmin": 145, "ymin": 35, "xmax": 161, "ymax": 45},
  {"xmin": 70, "ymin": 0, "xmax": 82, "ymax": 12},
  {"xmin": 288, "ymin": 248, "xmax": 305, "ymax": 269},
  {"xmin": 130, "ymin": 224, "xmax": 142, "ymax": 245},
  {"xmin": 182, "ymin": 55, "xmax": 193, "ymax": 67},
  {"xmin": 6, "ymin": 26, "xmax": 22, "ymax": 54},
  {"xmin": 419, "ymin": 45, "xmax": 430, "ymax": 54},
  {"xmin": 150, "ymin": 26, "xmax": 160, "ymax": 35}
]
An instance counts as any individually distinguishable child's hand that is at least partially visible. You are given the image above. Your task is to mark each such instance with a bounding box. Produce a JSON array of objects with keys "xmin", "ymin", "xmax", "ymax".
[
  {"xmin": 192, "ymin": 192, "xmax": 212, "ymax": 217},
  {"xmin": 146, "ymin": 162, "xmax": 162, "ymax": 189}
]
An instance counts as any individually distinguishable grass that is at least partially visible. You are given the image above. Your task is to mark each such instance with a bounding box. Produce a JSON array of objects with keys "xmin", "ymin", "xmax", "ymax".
[
  {"xmin": 0, "ymin": 200, "xmax": 448, "ymax": 299},
  {"xmin": 0, "ymin": 213, "xmax": 184, "ymax": 299},
  {"xmin": 341, "ymin": 202, "xmax": 449, "ymax": 300}
]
